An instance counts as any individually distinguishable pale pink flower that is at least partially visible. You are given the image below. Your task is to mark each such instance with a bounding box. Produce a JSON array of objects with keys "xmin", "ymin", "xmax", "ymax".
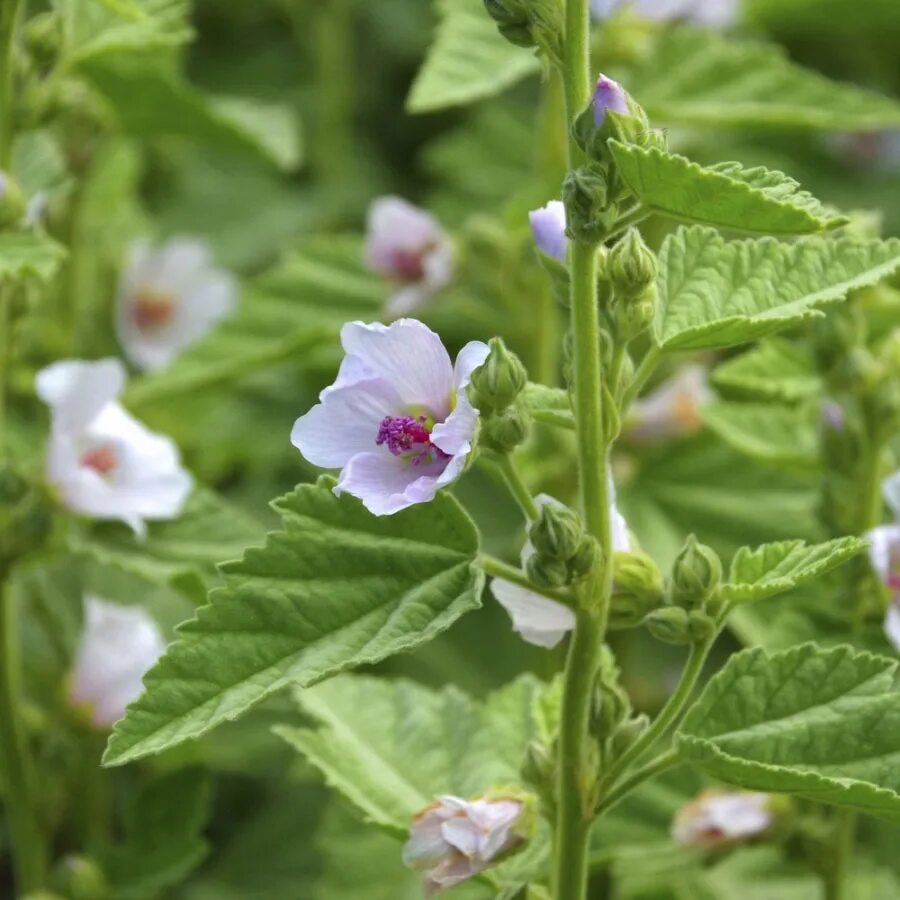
[
  {"xmin": 364, "ymin": 197, "xmax": 454, "ymax": 316},
  {"xmin": 403, "ymin": 795, "xmax": 525, "ymax": 896},
  {"xmin": 529, "ymin": 200, "xmax": 568, "ymax": 263},
  {"xmin": 117, "ymin": 237, "xmax": 237, "ymax": 372},
  {"xmin": 865, "ymin": 471, "xmax": 900, "ymax": 650},
  {"xmin": 625, "ymin": 365, "xmax": 713, "ymax": 444},
  {"xmin": 69, "ymin": 596, "xmax": 166, "ymax": 728},
  {"xmin": 593, "ymin": 74, "xmax": 630, "ymax": 126},
  {"xmin": 36, "ymin": 358, "xmax": 192, "ymax": 537},
  {"xmin": 592, "ymin": 0, "xmax": 740, "ymax": 27},
  {"xmin": 291, "ymin": 319, "xmax": 488, "ymax": 516},
  {"xmin": 672, "ymin": 790, "xmax": 773, "ymax": 849}
]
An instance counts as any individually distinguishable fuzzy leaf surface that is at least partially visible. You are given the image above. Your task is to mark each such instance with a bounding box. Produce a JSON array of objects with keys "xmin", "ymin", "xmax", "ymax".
[
  {"xmin": 0, "ymin": 233, "xmax": 67, "ymax": 282},
  {"xmin": 712, "ymin": 340, "xmax": 821, "ymax": 403}
]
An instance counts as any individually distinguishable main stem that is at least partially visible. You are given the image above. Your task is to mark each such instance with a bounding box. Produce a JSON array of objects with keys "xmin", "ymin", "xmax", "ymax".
[
  {"xmin": 0, "ymin": 0, "xmax": 22, "ymax": 168},
  {"xmin": 0, "ymin": 568, "xmax": 46, "ymax": 893},
  {"xmin": 554, "ymin": 0, "xmax": 612, "ymax": 897}
]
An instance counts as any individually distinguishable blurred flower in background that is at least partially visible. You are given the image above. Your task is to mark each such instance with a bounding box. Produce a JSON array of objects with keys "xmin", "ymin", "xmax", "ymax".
[
  {"xmin": 591, "ymin": 0, "xmax": 740, "ymax": 27},
  {"xmin": 364, "ymin": 196, "xmax": 454, "ymax": 316},
  {"xmin": 672, "ymin": 789, "xmax": 774, "ymax": 848},
  {"xmin": 624, "ymin": 365, "xmax": 713, "ymax": 444},
  {"xmin": 865, "ymin": 471, "xmax": 900, "ymax": 649},
  {"xmin": 117, "ymin": 237, "xmax": 237, "ymax": 372},
  {"xmin": 69, "ymin": 596, "xmax": 166, "ymax": 728},
  {"xmin": 36, "ymin": 358, "xmax": 192, "ymax": 536}
]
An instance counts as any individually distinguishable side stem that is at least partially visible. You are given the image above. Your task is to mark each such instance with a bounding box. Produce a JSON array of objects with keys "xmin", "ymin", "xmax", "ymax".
[{"xmin": 0, "ymin": 0, "xmax": 22, "ymax": 167}]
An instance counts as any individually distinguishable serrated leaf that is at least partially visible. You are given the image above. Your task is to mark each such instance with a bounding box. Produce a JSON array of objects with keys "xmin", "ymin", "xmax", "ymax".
[
  {"xmin": 631, "ymin": 29, "xmax": 900, "ymax": 130},
  {"xmin": 0, "ymin": 233, "xmax": 67, "ymax": 282},
  {"xmin": 518, "ymin": 383, "xmax": 574, "ymax": 429},
  {"xmin": 723, "ymin": 536, "xmax": 866, "ymax": 603},
  {"xmin": 712, "ymin": 340, "xmax": 821, "ymax": 403},
  {"xmin": 700, "ymin": 401, "xmax": 818, "ymax": 466},
  {"xmin": 103, "ymin": 482, "xmax": 483, "ymax": 766},
  {"xmin": 406, "ymin": 0, "xmax": 539, "ymax": 114},
  {"xmin": 609, "ymin": 144, "xmax": 845, "ymax": 235},
  {"xmin": 677, "ymin": 644, "xmax": 900, "ymax": 820},
  {"xmin": 654, "ymin": 227, "xmax": 900, "ymax": 350}
]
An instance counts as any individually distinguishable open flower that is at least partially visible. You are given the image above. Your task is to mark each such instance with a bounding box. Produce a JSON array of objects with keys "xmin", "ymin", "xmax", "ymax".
[
  {"xmin": 403, "ymin": 794, "xmax": 526, "ymax": 896},
  {"xmin": 291, "ymin": 319, "xmax": 488, "ymax": 516},
  {"xmin": 69, "ymin": 596, "xmax": 166, "ymax": 728},
  {"xmin": 117, "ymin": 237, "xmax": 237, "ymax": 372},
  {"xmin": 865, "ymin": 471, "xmax": 900, "ymax": 649},
  {"xmin": 672, "ymin": 789, "xmax": 774, "ymax": 849},
  {"xmin": 529, "ymin": 200, "xmax": 568, "ymax": 263},
  {"xmin": 36, "ymin": 358, "xmax": 192, "ymax": 536},
  {"xmin": 364, "ymin": 197, "xmax": 454, "ymax": 317},
  {"xmin": 625, "ymin": 365, "xmax": 713, "ymax": 444},
  {"xmin": 491, "ymin": 489, "xmax": 631, "ymax": 647}
]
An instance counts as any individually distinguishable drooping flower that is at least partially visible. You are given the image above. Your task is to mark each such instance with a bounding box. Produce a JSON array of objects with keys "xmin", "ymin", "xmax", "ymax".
[
  {"xmin": 624, "ymin": 365, "xmax": 713, "ymax": 444},
  {"xmin": 36, "ymin": 358, "xmax": 192, "ymax": 537},
  {"xmin": 593, "ymin": 74, "xmax": 630, "ymax": 126},
  {"xmin": 529, "ymin": 200, "xmax": 568, "ymax": 263},
  {"xmin": 364, "ymin": 197, "xmax": 454, "ymax": 317},
  {"xmin": 117, "ymin": 237, "xmax": 237, "ymax": 372},
  {"xmin": 492, "ymin": 489, "xmax": 631, "ymax": 648},
  {"xmin": 672, "ymin": 789, "xmax": 774, "ymax": 849},
  {"xmin": 403, "ymin": 794, "xmax": 527, "ymax": 896},
  {"xmin": 291, "ymin": 319, "xmax": 488, "ymax": 516},
  {"xmin": 865, "ymin": 471, "xmax": 900, "ymax": 650},
  {"xmin": 69, "ymin": 596, "xmax": 166, "ymax": 728},
  {"xmin": 591, "ymin": 0, "xmax": 740, "ymax": 28}
]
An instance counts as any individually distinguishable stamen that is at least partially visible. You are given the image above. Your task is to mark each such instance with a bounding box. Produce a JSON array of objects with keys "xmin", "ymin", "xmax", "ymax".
[
  {"xmin": 376, "ymin": 415, "xmax": 450, "ymax": 466},
  {"xmin": 133, "ymin": 289, "xmax": 176, "ymax": 331},
  {"xmin": 388, "ymin": 240, "xmax": 438, "ymax": 282},
  {"xmin": 81, "ymin": 445, "xmax": 118, "ymax": 476}
]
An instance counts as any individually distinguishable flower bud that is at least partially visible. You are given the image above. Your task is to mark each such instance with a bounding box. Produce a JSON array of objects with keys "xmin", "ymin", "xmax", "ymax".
[
  {"xmin": 479, "ymin": 407, "xmax": 530, "ymax": 454},
  {"xmin": 592, "ymin": 646, "xmax": 631, "ymax": 739},
  {"xmin": 610, "ymin": 713, "xmax": 649, "ymax": 757},
  {"xmin": 0, "ymin": 172, "xmax": 26, "ymax": 229},
  {"xmin": 688, "ymin": 609, "xmax": 717, "ymax": 642},
  {"xmin": 483, "ymin": 0, "xmax": 564, "ymax": 58},
  {"xmin": 572, "ymin": 74, "xmax": 650, "ymax": 162},
  {"xmin": 529, "ymin": 502, "xmax": 583, "ymax": 561},
  {"xmin": 644, "ymin": 605, "xmax": 692, "ymax": 645},
  {"xmin": 670, "ymin": 534, "xmax": 722, "ymax": 609},
  {"xmin": 614, "ymin": 289, "xmax": 657, "ymax": 342},
  {"xmin": 593, "ymin": 74, "xmax": 629, "ymax": 127},
  {"xmin": 529, "ymin": 200, "xmax": 567, "ymax": 263},
  {"xmin": 562, "ymin": 166, "xmax": 615, "ymax": 244},
  {"xmin": 609, "ymin": 550, "xmax": 664, "ymax": 623},
  {"xmin": 568, "ymin": 534, "xmax": 601, "ymax": 580},
  {"xmin": 24, "ymin": 12, "xmax": 62, "ymax": 70},
  {"xmin": 469, "ymin": 337, "xmax": 528, "ymax": 413},
  {"xmin": 526, "ymin": 552, "xmax": 570, "ymax": 589},
  {"xmin": 55, "ymin": 855, "xmax": 106, "ymax": 900},
  {"xmin": 608, "ymin": 228, "xmax": 657, "ymax": 301},
  {"xmin": 483, "ymin": 0, "xmax": 532, "ymax": 45}
]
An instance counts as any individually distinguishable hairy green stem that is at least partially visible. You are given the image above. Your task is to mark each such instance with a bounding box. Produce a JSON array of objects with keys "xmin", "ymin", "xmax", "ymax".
[
  {"xmin": 0, "ymin": 568, "xmax": 46, "ymax": 893},
  {"xmin": 479, "ymin": 555, "xmax": 575, "ymax": 607},
  {"xmin": 622, "ymin": 345, "xmax": 663, "ymax": 410},
  {"xmin": 825, "ymin": 809, "xmax": 856, "ymax": 900},
  {"xmin": 494, "ymin": 453, "xmax": 540, "ymax": 521},
  {"xmin": 606, "ymin": 206, "xmax": 651, "ymax": 242},
  {"xmin": 595, "ymin": 748, "xmax": 681, "ymax": 816},
  {"xmin": 0, "ymin": 0, "xmax": 22, "ymax": 168}
]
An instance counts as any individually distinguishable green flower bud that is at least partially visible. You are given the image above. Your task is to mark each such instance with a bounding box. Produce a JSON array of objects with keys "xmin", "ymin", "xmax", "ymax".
[
  {"xmin": 610, "ymin": 713, "xmax": 649, "ymax": 756},
  {"xmin": 568, "ymin": 534, "xmax": 601, "ymax": 580},
  {"xmin": 572, "ymin": 75, "xmax": 651, "ymax": 164},
  {"xmin": 645, "ymin": 605, "xmax": 692, "ymax": 645},
  {"xmin": 521, "ymin": 739, "xmax": 555, "ymax": 803},
  {"xmin": 611, "ymin": 549, "xmax": 664, "ymax": 614},
  {"xmin": 615, "ymin": 289, "xmax": 656, "ymax": 342},
  {"xmin": 562, "ymin": 166, "xmax": 616, "ymax": 244},
  {"xmin": 469, "ymin": 337, "xmax": 528, "ymax": 413},
  {"xmin": 526, "ymin": 552, "xmax": 570, "ymax": 589},
  {"xmin": 25, "ymin": 12, "xmax": 62, "ymax": 69},
  {"xmin": 688, "ymin": 609, "xmax": 717, "ymax": 642},
  {"xmin": 483, "ymin": 0, "xmax": 563, "ymax": 59},
  {"xmin": 479, "ymin": 407, "xmax": 530, "ymax": 454},
  {"xmin": 608, "ymin": 228, "xmax": 657, "ymax": 301},
  {"xmin": 0, "ymin": 172, "xmax": 26, "ymax": 229},
  {"xmin": 670, "ymin": 534, "xmax": 722, "ymax": 609},
  {"xmin": 54, "ymin": 855, "xmax": 107, "ymax": 900},
  {"xmin": 483, "ymin": 0, "xmax": 531, "ymax": 41},
  {"xmin": 529, "ymin": 501, "xmax": 583, "ymax": 561}
]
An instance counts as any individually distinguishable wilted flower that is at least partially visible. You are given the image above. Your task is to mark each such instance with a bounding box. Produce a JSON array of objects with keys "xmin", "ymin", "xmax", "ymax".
[
  {"xmin": 364, "ymin": 196, "xmax": 454, "ymax": 317},
  {"xmin": 865, "ymin": 471, "xmax": 900, "ymax": 650},
  {"xmin": 403, "ymin": 794, "xmax": 526, "ymax": 896},
  {"xmin": 672, "ymin": 789, "xmax": 774, "ymax": 849},
  {"xmin": 591, "ymin": 0, "xmax": 740, "ymax": 27},
  {"xmin": 291, "ymin": 319, "xmax": 488, "ymax": 516},
  {"xmin": 593, "ymin": 74, "xmax": 630, "ymax": 126},
  {"xmin": 529, "ymin": 200, "xmax": 568, "ymax": 263},
  {"xmin": 69, "ymin": 596, "xmax": 166, "ymax": 728},
  {"xmin": 625, "ymin": 365, "xmax": 713, "ymax": 443},
  {"xmin": 36, "ymin": 358, "xmax": 192, "ymax": 536},
  {"xmin": 117, "ymin": 237, "xmax": 237, "ymax": 372},
  {"xmin": 492, "ymin": 489, "xmax": 631, "ymax": 647}
]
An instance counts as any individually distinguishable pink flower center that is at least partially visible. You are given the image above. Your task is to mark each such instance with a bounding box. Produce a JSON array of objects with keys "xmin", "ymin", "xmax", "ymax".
[
  {"xmin": 81, "ymin": 445, "xmax": 118, "ymax": 477},
  {"xmin": 888, "ymin": 573, "xmax": 900, "ymax": 591},
  {"xmin": 376, "ymin": 415, "xmax": 450, "ymax": 466},
  {"xmin": 133, "ymin": 289, "xmax": 176, "ymax": 331},
  {"xmin": 388, "ymin": 241, "xmax": 437, "ymax": 282}
]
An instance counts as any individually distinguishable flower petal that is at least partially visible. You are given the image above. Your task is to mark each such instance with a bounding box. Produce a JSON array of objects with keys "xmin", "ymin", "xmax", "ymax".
[
  {"xmin": 884, "ymin": 471, "xmax": 900, "ymax": 521},
  {"xmin": 529, "ymin": 200, "xmax": 568, "ymax": 263},
  {"xmin": 453, "ymin": 341, "xmax": 491, "ymax": 390},
  {"xmin": 36, "ymin": 359, "xmax": 126, "ymax": 432},
  {"xmin": 491, "ymin": 579, "xmax": 575, "ymax": 648},
  {"xmin": 884, "ymin": 602, "xmax": 900, "ymax": 652},
  {"xmin": 365, "ymin": 196, "xmax": 442, "ymax": 274},
  {"xmin": 866, "ymin": 524, "xmax": 900, "ymax": 585},
  {"xmin": 335, "ymin": 450, "xmax": 447, "ymax": 516}
]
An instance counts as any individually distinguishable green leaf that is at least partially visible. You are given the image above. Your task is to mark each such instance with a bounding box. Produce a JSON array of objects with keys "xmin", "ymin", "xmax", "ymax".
[
  {"xmin": 78, "ymin": 55, "xmax": 301, "ymax": 170},
  {"xmin": 609, "ymin": 144, "xmax": 846, "ymax": 235},
  {"xmin": 102, "ymin": 481, "xmax": 483, "ymax": 766},
  {"xmin": 518, "ymin": 383, "xmax": 574, "ymax": 429},
  {"xmin": 700, "ymin": 401, "xmax": 818, "ymax": 466},
  {"xmin": 711, "ymin": 340, "xmax": 821, "ymax": 403},
  {"xmin": 723, "ymin": 536, "xmax": 866, "ymax": 603},
  {"xmin": 677, "ymin": 644, "xmax": 900, "ymax": 820},
  {"xmin": 276, "ymin": 674, "xmax": 542, "ymax": 832},
  {"xmin": 631, "ymin": 29, "xmax": 900, "ymax": 130},
  {"xmin": 0, "ymin": 233, "xmax": 67, "ymax": 282},
  {"xmin": 654, "ymin": 227, "xmax": 900, "ymax": 350},
  {"xmin": 406, "ymin": 0, "xmax": 539, "ymax": 114}
]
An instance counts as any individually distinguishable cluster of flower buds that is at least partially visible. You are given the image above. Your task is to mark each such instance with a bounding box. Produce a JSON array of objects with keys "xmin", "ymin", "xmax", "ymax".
[
  {"xmin": 403, "ymin": 790, "xmax": 534, "ymax": 895},
  {"xmin": 468, "ymin": 337, "xmax": 530, "ymax": 455},
  {"xmin": 590, "ymin": 646, "xmax": 649, "ymax": 763},
  {"xmin": 483, "ymin": 0, "xmax": 564, "ymax": 62},
  {"xmin": 645, "ymin": 534, "xmax": 722, "ymax": 644},
  {"xmin": 526, "ymin": 499, "xmax": 599, "ymax": 589},
  {"xmin": 672, "ymin": 789, "xmax": 777, "ymax": 850},
  {"xmin": 607, "ymin": 227, "xmax": 658, "ymax": 341}
]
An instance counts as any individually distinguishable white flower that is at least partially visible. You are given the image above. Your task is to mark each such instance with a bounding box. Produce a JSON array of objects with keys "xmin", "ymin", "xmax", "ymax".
[
  {"xmin": 592, "ymin": 0, "xmax": 740, "ymax": 27},
  {"xmin": 491, "ymin": 489, "xmax": 631, "ymax": 648},
  {"xmin": 529, "ymin": 200, "xmax": 568, "ymax": 263},
  {"xmin": 69, "ymin": 596, "xmax": 166, "ymax": 728},
  {"xmin": 625, "ymin": 365, "xmax": 713, "ymax": 444},
  {"xmin": 672, "ymin": 790, "xmax": 774, "ymax": 848},
  {"xmin": 117, "ymin": 237, "xmax": 237, "ymax": 372},
  {"xmin": 403, "ymin": 795, "xmax": 525, "ymax": 896},
  {"xmin": 865, "ymin": 471, "xmax": 900, "ymax": 650},
  {"xmin": 291, "ymin": 319, "xmax": 488, "ymax": 516},
  {"xmin": 36, "ymin": 358, "xmax": 192, "ymax": 537},
  {"xmin": 364, "ymin": 196, "xmax": 454, "ymax": 317}
]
